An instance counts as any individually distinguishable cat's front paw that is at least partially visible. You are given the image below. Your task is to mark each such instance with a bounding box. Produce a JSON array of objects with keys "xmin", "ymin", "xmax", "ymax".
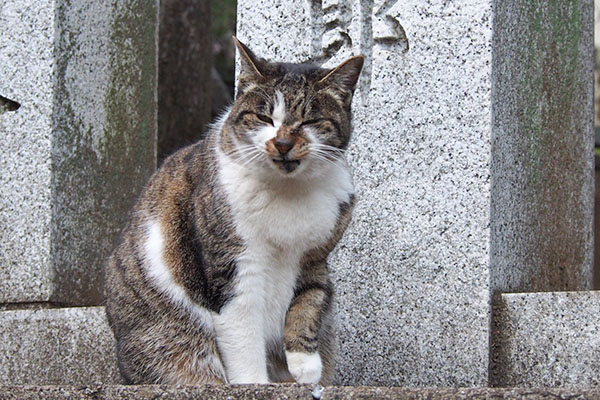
[{"xmin": 285, "ymin": 351, "xmax": 322, "ymax": 384}]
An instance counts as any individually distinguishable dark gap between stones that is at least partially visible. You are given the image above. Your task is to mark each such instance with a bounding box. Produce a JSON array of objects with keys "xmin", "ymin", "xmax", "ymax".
[{"xmin": 0, "ymin": 94, "xmax": 21, "ymax": 112}]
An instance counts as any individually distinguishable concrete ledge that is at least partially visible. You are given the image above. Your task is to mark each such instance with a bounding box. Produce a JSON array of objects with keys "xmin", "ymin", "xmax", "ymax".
[
  {"xmin": 0, "ymin": 385, "xmax": 599, "ymax": 400},
  {"xmin": 491, "ymin": 291, "xmax": 600, "ymax": 387},
  {"xmin": 0, "ymin": 306, "xmax": 120, "ymax": 385}
]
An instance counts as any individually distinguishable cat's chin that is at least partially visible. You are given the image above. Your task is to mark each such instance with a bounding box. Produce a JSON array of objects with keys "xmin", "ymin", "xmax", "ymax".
[{"xmin": 272, "ymin": 159, "xmax": 301, "ymax": 174}]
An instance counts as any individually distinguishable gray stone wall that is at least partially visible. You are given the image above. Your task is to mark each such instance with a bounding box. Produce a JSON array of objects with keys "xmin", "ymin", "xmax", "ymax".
[
  {"xmin": 594, "ymin": 0, "xmax": 600, "ymax": 291},
  {"xmin": 0, "ymin": 0, "xmax": 157, "ymax": 306},
  {"xmin": 238, "ymin": 0, "xmax": 594, "ymax": 387},
  {"xmin": 0, "ymin": 0, "xmax": 160, "ymax": 384},
  {"xmin": 239, "ymin": 0, "xmax": 494, "ymax": 386},
  {"xmin": 0, "ymin": 0, "xmax": 56, "ymax": 303},
  {"xmin": 0, "ymin": 307, "xmax": 119, "ymax": 385},
  {"xmin": 0, "ymin": 0, "xmax": 596, "ymax": 388},
  {"xmin": 491, "ymin": 0, "xmax": 594, "ymax": 293},
  {"xmin": 491, "ymin": 291, "xmax": 600, "ymax": 387}
]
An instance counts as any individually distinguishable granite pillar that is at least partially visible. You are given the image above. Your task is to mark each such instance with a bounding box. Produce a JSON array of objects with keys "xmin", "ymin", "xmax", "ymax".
[
  {"xmin": 0, "ymin": 0, "xmax": 157, "ymax": 306},
  {"xmin": 238, "ymin": 0, "xmax": 594, "ymax": 386}
]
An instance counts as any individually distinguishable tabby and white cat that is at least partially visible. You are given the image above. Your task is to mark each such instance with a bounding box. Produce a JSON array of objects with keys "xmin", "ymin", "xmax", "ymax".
[{"xmin": 104, "ymin": 38, "xmax": 364, "ymax": 385}]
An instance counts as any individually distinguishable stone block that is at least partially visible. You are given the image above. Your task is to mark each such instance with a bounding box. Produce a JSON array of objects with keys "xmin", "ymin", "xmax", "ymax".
[
  {"xmin": 0, "ymin": 0, "xmax": 157, "ymax": 305},
  {"xmin": 0, "ymin": 306, "xmax": 120, "ymax": 385},
  {"xmin": 491, "ymin": 291, "xmax": 600, "ymax": 387},
  {"xmin": 491, "ymin": 0, "xmax": 594, "ymax": 293},
  {"xmin": 0, "ymin": 0, "xmax": 56, "ymax": 305},
  {"xmin": 238, "ymin": 0, "xmax": 593, "ymax": 386},
  {"xmin": 595, "ymin": 155, "xmax": 600, "ymax": 290},
  {"xmin": 158, "ymin": 0, "xmax": 212, "ymax": 163}
]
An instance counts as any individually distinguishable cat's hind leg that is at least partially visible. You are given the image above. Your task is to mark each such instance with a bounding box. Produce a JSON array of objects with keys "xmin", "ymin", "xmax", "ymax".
[{"xmin": 116, "ymin": 318, "xmax": 228, "ymax": 385}]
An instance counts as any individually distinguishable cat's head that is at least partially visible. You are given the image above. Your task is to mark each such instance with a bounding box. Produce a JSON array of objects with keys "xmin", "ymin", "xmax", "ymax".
[{"xmin": 220, "ymin": 37, "xmax": 364, "ymax": 179}]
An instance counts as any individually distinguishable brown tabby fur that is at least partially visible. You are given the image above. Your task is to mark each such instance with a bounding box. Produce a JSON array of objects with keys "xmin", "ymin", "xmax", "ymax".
[{"xmin": 104, "ymin": 38, "xmax": 363, "ymax": 385}]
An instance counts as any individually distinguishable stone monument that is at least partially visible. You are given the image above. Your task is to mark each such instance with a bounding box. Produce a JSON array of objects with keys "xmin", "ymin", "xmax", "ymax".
[
  {"xmin": 0, "ymin": 0, "xmax": 597, "ymax": 388},
  {"xmin": 0, "ymin": 0, "xmax": 157, "ymax": 384},
  {"xmin": 238, "ymin": 0, "xmax": 595, "ymax": 387},
  {"xmin": 0, "ymin": 0, "xmax": 157, "ymax": 307}
]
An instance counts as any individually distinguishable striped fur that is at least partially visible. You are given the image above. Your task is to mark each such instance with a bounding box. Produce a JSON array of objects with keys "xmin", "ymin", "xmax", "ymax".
[{"xmin": 104, "ymin": 39, "xmax": 363, "ymax": 385}]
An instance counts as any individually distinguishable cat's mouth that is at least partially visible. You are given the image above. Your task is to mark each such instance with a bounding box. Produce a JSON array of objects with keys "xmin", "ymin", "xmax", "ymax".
[{"xmin": 272, "ymin": 158, "xmax": 301, "ymax": 173}]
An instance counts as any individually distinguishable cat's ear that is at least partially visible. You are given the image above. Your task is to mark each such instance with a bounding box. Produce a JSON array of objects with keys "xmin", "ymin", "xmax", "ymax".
[
  {"xmin": 318, "ymin": 55, "xmax": 365, "ymax": 93},
  {"xmin": 233, "ymin": 36, "xmax": 266, "ymax": 80}
]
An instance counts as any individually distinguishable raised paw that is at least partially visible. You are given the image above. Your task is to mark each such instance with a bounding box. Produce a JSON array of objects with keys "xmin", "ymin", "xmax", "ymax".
[{"xmin": 285, "ymin": 351, "xmax": 322, "ymax": 384}]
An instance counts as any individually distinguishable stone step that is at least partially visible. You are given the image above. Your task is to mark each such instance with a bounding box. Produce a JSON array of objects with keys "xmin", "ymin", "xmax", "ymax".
[
  {"xmin": 0, "ymin": 386, "xmax": 599, "ymax": 400},
  {"xmin": 3, "ymin": 295, "xmax": 600, "ymax": 388},
  {"xmin": 0, "ymin": 306, "xmax": 119, "ymax": 385},
  {"xmin": 491, "ymin": 291, "xmax": 600, "ymax": 387}
]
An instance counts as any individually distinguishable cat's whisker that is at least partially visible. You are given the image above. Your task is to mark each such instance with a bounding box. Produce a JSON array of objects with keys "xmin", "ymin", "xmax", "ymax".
[
  {"xmin": 238, "ymin": 150, "xmax": 265, "ymax": 168},
  {"xmin": 226, "ymin": 144, "xmax": 259, "ymax": 157},
  {"xmin": 240, "ymin": 155, "xmax": 263, "ymax": 168},
  {"xmin": 309, "ymin": 143, "xmax": 344, "ymax": 155},
  {"xmin": 308, "ymin": 147, "xmax": 344, "ymax": 164},
  {"xmin": 309, "ymin": 153, "xmax": 341, "ymax": 169},
  {"xmin": 227, "ymin": 145, "xmax": 264, "ymax": 165},
  {"xmin": 229, "ymin": 149, "xmax": 259, "ymax": 161},
  {"xmin": 308, "ymin": 151, "xmax": 343, "ymax": 162},
  {"xmin": 310, "ymin": 146, "xmax": 343, "ymax": 156}
]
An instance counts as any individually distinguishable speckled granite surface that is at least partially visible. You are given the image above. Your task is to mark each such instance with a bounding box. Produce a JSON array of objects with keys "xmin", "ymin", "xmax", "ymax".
[
  {"xmin": 238, "ymin": 0, "xmax": 593, "ymax": 387},
  {"xmin": 490, "ymin": 0, "xmax": 594, "ymax": 293},
  {"xmin": 0, "ymin": 0, "xmax": 157, "ymax": 305},
  {"xmin": 239, "ymin": 0, "xmax": 494, "ymax": 386},
  {"xmin": 491, "ymin": 291, "xmax": 600, "ymax": 387},
  {"xmin": 0, "ymin": 0, "xmax": 55, "ymax": 305},
  {"xmin": 0, "ymin": 385, "xmax": 599, "ymax": 400},
  {"xmin": 0, "ymin": 307, "xmax": 120, "ymax": 385}
]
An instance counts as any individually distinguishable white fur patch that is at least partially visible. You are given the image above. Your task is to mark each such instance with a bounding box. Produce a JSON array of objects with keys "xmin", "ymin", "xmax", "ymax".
[
  {"xmin": 213, "ymin": 294, "xmax": 270, "ymax": 383},
  {"xmin": 252, "ymin": 125, "xmax": 277, "ymax": 149},
  {"xmin": 215, "ymin": 146, "xmax": 353, "ymax": 384},
  {"xmin": 272, "ymin": 90, "xmax": 286, "ymax": 127},
  {"xmin": 285, "ymin": 351, "xmax": 323, "ymax": 384},
  {"xmin": 250, "ymin": 90, "xmax": 286, "ymax": 151},
  {"xmin": 213, "ymin": 250, "xmax": 299, "ymax": 384},
  {"xmin": 142, "ymin": 219, "xmax": 216, "ymax": 327},
  {"xmin": 217, "ymin": 150, "xmax": 353, "ymax": 249},
  {"xmin": 142, "ymin": 219, "xmax": 228, "ymax": 382}
]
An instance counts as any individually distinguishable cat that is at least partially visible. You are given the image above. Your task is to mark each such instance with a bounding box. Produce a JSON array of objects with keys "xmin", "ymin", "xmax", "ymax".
[{"xmin": 104, "ymin": 37, "xmax": 364, "ymax": 385}]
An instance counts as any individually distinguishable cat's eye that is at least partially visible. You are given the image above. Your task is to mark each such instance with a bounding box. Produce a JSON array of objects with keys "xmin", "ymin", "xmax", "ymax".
[
  {"xmin": 255, "ymin": 114, "xmax": 274, "ymax": 125},
  {"xmin": 301, "ymin": 119, "xmax": 322, "ymax": 126},
  {"xmin": 302, "ymin": 118, "xmax": 337, "ymax": 134}
]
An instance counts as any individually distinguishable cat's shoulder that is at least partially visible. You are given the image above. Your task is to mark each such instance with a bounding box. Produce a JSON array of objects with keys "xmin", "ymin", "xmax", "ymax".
[{"xmin": 137, "ymin": 138, "xmax": 214, "ymax": 213}]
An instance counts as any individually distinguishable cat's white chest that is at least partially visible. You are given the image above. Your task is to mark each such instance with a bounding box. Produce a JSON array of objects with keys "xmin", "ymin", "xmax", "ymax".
[
  {"xmin": 218, "ymin": 159, "xmax": 353, "ymax": 252},
  {"xmin": 214, "ymin": 150, "xmax": 353, "ymax": 383},
  {"xmin": 216, "ymin": 151, "xmax": 352, "ymax": 364}
]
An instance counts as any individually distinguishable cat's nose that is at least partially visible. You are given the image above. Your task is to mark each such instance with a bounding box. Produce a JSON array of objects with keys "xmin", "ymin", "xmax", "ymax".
[{"xmin": 274, "ymin": 138, "xmax": 294, "ymax": 155}]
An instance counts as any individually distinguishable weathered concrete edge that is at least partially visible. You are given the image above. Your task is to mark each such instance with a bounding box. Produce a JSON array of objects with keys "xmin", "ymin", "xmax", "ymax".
[{"xmin": 0, "ymin": 386, "xmax": 599, "ymax": 400}]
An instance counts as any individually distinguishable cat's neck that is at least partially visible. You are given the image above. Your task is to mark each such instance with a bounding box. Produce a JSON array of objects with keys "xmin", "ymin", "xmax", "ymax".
[{"xmin": 216, "ymin": 144, "xmax": 354, "ymax": 254}]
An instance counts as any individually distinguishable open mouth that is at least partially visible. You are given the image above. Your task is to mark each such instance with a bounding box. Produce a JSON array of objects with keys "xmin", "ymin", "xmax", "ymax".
[{"xmin": 273, "ymin": 159, "xmax": 301, "ymax": 173}]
